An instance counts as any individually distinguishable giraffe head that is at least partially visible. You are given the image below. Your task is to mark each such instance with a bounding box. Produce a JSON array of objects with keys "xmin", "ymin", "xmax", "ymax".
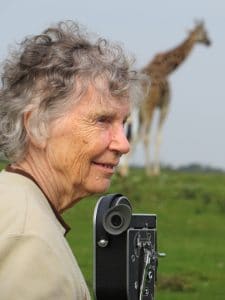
[{"xmin": 190, "ymin": 20, "xmax": 211, "ymax": 46}]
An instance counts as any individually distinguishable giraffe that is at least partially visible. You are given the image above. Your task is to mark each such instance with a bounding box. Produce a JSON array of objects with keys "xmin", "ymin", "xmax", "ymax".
[{"xmin": 119, "ymin": 21, "xmax": 211, "ymax": 176}]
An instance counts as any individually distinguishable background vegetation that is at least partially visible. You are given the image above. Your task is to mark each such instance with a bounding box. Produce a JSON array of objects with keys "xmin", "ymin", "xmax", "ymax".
[
  {"xmin": 64, "ymin": 167, "xmax": 225, "ymax": 300},
  {"xmin": 1, "ymin": 160, "xmax": 224, "ymax": 299}
]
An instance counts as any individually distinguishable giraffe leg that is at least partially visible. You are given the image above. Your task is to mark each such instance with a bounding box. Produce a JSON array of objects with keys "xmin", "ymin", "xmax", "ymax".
[
  {"xmin": 117, "ymin": 155, "xmax": 129, "ymax": 176},
  {"xmin": 142, "ymin": 118, "xmax": 154, "ymax": 176},
  {"xmin": 118, "ymin": 121, "xmax": 141, "ymax": 176},
  {"xmin": 152, "ymin": 125, "xmax": 163, "ymax": 176},
  {"xmin": 152, "ymin": 105, "xmax": 169, "ymax": 176},
  {"xmin": 117, "ymin": 117, "xmax": 136, "ymax": 177}
]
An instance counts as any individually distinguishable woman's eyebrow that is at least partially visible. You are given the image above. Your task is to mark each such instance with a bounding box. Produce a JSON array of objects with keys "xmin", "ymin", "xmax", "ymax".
[
  {"xmin": 89, "ymin": 106, "xmax": 130, "ymax": 120},
  {"xmin": 90, "ymin": 110, "xmax": 117, "ymax": 119}
]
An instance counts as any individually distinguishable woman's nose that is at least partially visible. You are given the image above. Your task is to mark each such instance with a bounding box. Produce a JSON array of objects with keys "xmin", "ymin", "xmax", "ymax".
[{"xmin": 110, "ymin": 126, "xmax": 130, "ymax": 155}]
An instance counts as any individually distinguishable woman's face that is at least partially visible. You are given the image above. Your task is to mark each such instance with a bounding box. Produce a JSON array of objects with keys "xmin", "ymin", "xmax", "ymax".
[{"xmin": 45, "ymin": 85, "xmax": 131, "ymax": 203}]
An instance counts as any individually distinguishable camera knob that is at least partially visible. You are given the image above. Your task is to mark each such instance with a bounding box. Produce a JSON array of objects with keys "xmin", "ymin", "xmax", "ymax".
[
  {"xmin": 158, "ymin": 252, "xmax": 166, "ymax": 257},
  {"xmin": 97, "ymin": 239, "xmax": 109, "ymax": 247}
]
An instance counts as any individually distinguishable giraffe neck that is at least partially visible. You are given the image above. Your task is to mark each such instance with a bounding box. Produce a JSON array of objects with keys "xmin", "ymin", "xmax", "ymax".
[{"xmin": 146, "ymin": 34, "xmax": 196, "ymax": 77}]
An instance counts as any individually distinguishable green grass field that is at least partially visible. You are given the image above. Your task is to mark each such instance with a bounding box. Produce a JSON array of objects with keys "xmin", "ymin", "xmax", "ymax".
[
  {"xmin": 1, "ymin": 160, "xmax": 224, "ymax": 299},
  {"xmin": 64, "ymin": 168, "xmax": 225, "ymax": 300}
]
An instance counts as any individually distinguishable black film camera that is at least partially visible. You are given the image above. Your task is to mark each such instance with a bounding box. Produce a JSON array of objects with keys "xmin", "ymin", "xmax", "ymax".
[{"xmin": 93, "ymin": 194, "xmax": 158, "ymax": 300}]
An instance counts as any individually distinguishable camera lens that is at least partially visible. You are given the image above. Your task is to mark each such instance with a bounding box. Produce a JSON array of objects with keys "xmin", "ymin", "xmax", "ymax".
[{"xmin": 111, "ymin": 214, "xmax": 123, "ymax": 228}]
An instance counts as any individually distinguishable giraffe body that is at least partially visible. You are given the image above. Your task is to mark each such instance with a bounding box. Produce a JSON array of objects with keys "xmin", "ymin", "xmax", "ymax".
[{"xmin": 119, "ymin": 21, "xmax": 211, "ymax": 176}]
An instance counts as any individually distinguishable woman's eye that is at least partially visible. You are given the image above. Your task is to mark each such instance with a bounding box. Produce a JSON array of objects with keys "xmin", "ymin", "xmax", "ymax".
[{"xmin": 97, "ymin": 116, "xmax": 110, "ymax": 123}]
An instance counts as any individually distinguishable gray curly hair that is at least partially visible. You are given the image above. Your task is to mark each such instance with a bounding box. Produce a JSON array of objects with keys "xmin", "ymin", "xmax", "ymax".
[{"xmin": 0, "ymin": 20, "xmax": 146, "ymax": 162}]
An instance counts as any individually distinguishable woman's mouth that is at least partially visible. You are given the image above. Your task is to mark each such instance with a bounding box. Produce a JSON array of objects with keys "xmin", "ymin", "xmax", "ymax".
[{"xmin": 92, "ymin": 161, "xmax": 116, "ymax": 172}]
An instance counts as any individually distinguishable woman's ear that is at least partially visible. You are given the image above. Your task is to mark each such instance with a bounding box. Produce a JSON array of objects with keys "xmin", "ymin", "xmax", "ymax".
[{"xmin": 23, "ymin": 111, "xmax": 47, "ymax": 149}]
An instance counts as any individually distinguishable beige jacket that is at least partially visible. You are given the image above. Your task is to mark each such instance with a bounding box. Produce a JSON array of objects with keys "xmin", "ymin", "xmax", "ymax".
[{"xmin": 0, "ymin": 170, "xmax": 90, "ymax": 300}]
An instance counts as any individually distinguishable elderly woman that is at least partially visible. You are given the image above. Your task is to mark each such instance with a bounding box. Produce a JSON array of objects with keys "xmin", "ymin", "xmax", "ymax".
[{"xmin": 0, "ymin": 21, "xmax": 144, "ymax": 299}]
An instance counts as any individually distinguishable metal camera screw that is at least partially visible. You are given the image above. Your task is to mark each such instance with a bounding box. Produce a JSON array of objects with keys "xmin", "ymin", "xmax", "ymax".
[
  {"xmin": 97, "ymin": 239, "xmax": 109, "ymax": 247},
  {"xmin": 148, "ymin": 270, "xmax": 153, "ymax": 281},
  {"xmin": 134, "ymin": 281, "xmax": 138, "ymax": 290},
  {"xmin": 131, "ymin": 254, "xmax": 136, "ymax": 263},
  {"xmin": 144, "ymin": 288, "xmax": 149, "ymax": 296}
]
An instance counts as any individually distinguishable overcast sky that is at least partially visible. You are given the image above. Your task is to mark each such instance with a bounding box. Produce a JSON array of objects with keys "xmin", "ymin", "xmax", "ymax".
[{"xmin": 0, "ymin": 0, "xmax": 224, "ymax": 170}]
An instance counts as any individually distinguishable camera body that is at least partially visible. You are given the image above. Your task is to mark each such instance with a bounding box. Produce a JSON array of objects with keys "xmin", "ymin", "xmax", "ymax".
[{"xmin": 93, "ymin": 194, "xmax": 158, "ymax": 300}]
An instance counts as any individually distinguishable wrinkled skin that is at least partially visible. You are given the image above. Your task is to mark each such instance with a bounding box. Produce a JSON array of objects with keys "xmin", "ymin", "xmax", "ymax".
[{"xmin": 18, "ymin": 85, "xmax": 131, "ymax": 212}]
